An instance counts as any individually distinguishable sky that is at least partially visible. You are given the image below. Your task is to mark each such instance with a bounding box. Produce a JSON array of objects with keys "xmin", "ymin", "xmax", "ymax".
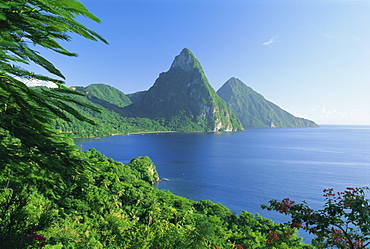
[{"xmin": 28, "ymin": 0, "xmax": 370, "ymax": 125}]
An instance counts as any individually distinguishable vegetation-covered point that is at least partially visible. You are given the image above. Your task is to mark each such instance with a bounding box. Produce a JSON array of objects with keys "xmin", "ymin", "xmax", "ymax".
[
  {"xmin": 122, "ymin": 48, "xmax": 244, "ymax": 132},
  {"xmin": 127, "ymin": 156, "xmax": 160, "ymax": 185},
  {"xmin": 0, "ymin": 139, "xmax": 312, "ymax": 248},
  {"xmin": 217, "ymin": 77, "xmax": 319, "ymax": 128}
]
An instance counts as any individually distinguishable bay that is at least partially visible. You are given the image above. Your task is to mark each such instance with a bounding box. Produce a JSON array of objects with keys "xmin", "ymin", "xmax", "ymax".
[{"xmin": 76, "ymin": 125, "xmax": 370, "ymax": 243}]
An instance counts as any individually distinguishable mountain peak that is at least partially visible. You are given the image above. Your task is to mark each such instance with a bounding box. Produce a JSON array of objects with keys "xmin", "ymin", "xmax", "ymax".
[
  {"xmin": 124, "ymin": 49, "xmax": 243, "ymax": 132},
  {"xmin": 217, "ymin": 78, "xmax": 319, "ymax": 128},
  {"xmin": 170, "ymin": 48, "xmax": 200, "ymax": 71},
  {"xmin": 227, "ymin": 77, "xmax": 241, "ymax": 84}
]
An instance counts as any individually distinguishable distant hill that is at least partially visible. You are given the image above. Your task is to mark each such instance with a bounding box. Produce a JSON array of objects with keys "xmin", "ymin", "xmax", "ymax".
[
  {"xmin": 55, "ymin": 85, "xmax": 168, "ymax": 137},
  {"xmin": 217, "ymin": 77, "xmax": 318, "ymax": 128},
  {"xmin": 84, "ymin": 84, "xmax": 132, "ymax": 108},
  {"xmin": 123, "ymin": 48, "xmax": 244, "ymax": 132}
]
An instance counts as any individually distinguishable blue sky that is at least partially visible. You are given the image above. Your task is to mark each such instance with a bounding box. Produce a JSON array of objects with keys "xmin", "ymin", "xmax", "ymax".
[{"xmin": 31, "ymin": 0, "xmax": 370, "ymax": 125}]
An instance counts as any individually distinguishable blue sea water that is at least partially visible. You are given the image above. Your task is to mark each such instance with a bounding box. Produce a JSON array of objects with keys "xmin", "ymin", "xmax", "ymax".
[{"xmin": 76, "ymin": 125, "xmax": 370, "ymax": 243}]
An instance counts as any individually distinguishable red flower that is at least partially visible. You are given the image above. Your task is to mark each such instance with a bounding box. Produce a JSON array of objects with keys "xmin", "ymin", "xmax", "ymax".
[
  {"xmin": 290, "ymin": 221, "xmax": 303, "ymax": 228},
  {"xmin": 267, "ymin": 231, "xmax": 279, "ymax": 243},
  {"xmin": 24, "ymin": 234, "xmax": 46, "ymax": 241},
  {"xmin": 33, "ymin": 234, "xmax": 46, "ymax": 241}
]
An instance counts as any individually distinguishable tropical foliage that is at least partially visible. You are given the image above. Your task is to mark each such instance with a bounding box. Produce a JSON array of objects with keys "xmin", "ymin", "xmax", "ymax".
[
  {"xmin": 1, "ymin": 147, "xmax": 313, "ymax": 248},
  {"xmin": 0, "ymin": 0, "xmax": 106, "ymax": 170}
]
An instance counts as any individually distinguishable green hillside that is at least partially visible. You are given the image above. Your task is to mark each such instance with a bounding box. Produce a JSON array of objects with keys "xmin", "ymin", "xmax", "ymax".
[
  {"xmin": 217, "ymin": 77, "xmax": 319, "ymax": 128},
  {"xmin": 54, "ymin": 85, "xmax": 168, "ymax": 137},
  {"xmin": 84, "ymin": 83, "xmax": 132, "ymax": 108}
]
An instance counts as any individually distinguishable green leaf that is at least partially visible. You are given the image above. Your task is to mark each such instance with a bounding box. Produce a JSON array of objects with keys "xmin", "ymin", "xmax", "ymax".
[
  {"xmin": 0, "ymin": 3, "xmax": 10, "ymax": 9},
  {"xmin": 0, "ymin": 11, "xmax": 6, "ymax": 20}
]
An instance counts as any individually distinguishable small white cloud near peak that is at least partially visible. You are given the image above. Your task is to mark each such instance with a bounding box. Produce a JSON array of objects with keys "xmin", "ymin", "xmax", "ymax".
[
  {"xmin": 262, "ymin": 35, "xmax": 279, "ymax": 46},
  {"xmin": 24, "ymin": 78, "xmax": 58, "ymax": 88}
]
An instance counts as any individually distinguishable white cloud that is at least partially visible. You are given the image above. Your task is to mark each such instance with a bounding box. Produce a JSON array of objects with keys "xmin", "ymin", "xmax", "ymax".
[
  {"xmin": 24, "ymin": 78, "xmax": 58, "ymax": 88},
  {"xmin": 262, "ymin": 35, "xmax": 279, "ymax": 46}
]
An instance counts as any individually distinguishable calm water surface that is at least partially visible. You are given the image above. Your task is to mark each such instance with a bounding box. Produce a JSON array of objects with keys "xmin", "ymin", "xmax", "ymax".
[{"xmin": 76, "ymin": 125, "xmax": 370, "ymax": 242}]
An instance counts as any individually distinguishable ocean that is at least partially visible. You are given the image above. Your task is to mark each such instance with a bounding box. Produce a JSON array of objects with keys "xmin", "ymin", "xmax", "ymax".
[{"xmin": 76, "ymin": 125, "xmax": 370, "ymax": 243}]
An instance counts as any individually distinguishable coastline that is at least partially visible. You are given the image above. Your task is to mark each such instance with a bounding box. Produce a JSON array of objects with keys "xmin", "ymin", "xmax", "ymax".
[
  {"xmin": 70, "ymin": 125, "xmax": 333, "ymax": 140},
  {"xmin": 72, "ymin": 130, "xmax": 210, "ymax": 140}
]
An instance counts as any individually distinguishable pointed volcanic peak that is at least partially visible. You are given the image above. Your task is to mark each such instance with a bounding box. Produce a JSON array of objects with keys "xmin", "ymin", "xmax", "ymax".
[
  {"xmin": 124, "ymin": 48, "xmax": 243, "ymax": 132},
  {"xmin": 170, "ymin": 48, "xmax": 202, "ymax": 71},
  {"xmin": 217, "ymin": 77, "xmax": 319, "ymax": 128}
]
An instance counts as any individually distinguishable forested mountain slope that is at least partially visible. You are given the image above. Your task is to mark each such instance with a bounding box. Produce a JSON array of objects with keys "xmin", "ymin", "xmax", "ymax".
[
  {"xmin": 122, "ymin": 48, "xmax": 244, "ymax": 132},
  {"xmin": 83, "ymin": 83, "xmax": 132, "ymax": 108},
  {"xmin": 217, "ymin": 77, "xmax": 319, "ymax": 128},
  {"xmin": 54, "ymin": 85, "xmax": 168, "ymax": 137}
]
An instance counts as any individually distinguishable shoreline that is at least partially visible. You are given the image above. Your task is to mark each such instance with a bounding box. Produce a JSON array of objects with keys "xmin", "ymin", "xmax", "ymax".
[
  {"xmin": 71, "ymin": 125, "xmax": 332, "ymax": 140},
  {"xmin": 73, "ymin": 130, "xmax": 210, "ymax": 140}
]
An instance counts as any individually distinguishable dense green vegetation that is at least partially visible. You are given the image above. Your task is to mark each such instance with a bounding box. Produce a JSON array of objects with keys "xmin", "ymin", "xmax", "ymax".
[
  {"xmin": 217, "ymin": 77, "xmax": 319, "ymax": 128},
  {"xmin": 53, "ymin": 85, "xmax": 169, "ymax": 137},
  {"xmin": 84, "ymin": 84, "xmax": 132, "ymax": 109},
  {"xmin": 1, "ymin": 145, "xmax": 313, "ymax": 248},
  {"xmin": 0, "ymin": 0, "xmax": 107, "ymax": 172}
]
